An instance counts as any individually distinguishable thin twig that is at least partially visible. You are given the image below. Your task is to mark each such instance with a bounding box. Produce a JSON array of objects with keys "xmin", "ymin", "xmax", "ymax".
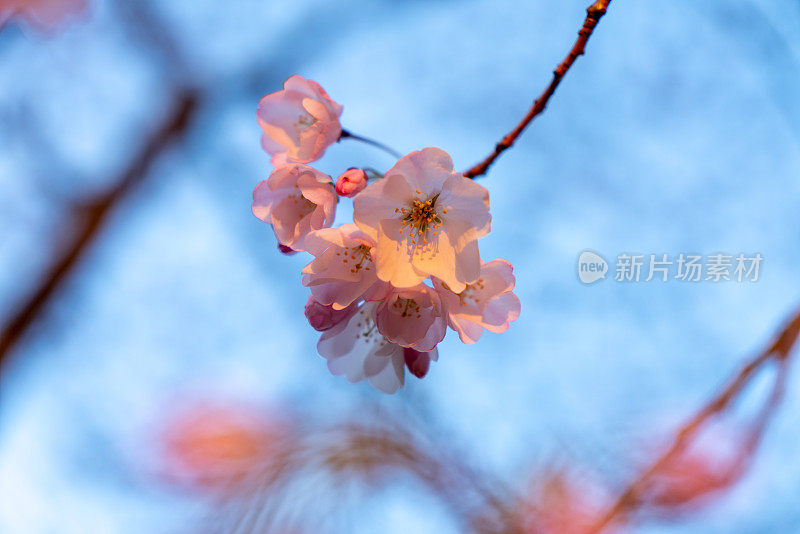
[
  {"xmin": 588, "ymin": 307, "xmax": 800, "ymax": 533},
  {"xmin": 463, "ymin": 0, "xmax": 612, "ymax": 179},
  {"xmin": 339, "ymin": 129, "xmax": 401, "ymax": 159},
  {"xmin": 0, "ymin": 90, "xmax": 199, "ymax": 375}
]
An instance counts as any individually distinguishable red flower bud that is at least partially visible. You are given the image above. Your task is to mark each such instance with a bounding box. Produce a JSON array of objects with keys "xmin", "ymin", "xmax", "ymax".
[
  {"xmin": 278, "ymin": 243, "xmax": 297, "ymax": 255},
  {"xmin": 335, "ymin": 168, "xmax": 368, "ymax": 197},
  {"xmin": 403, "ymin": 347, "xmax": 431, "ymax": 378}
]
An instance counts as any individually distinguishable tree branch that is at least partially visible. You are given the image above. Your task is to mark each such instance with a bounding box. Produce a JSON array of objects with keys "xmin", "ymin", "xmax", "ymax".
[
  {"xmin": 588, "ymin": 307, "xmax": 800, "ymax": 532},
  {"xmin": 462, "ymin": 0, "xmax": 612, "ymax": 179},
  {"xmin": 0, "ymin": 89, "xmax": 199, "ymax": 374}
]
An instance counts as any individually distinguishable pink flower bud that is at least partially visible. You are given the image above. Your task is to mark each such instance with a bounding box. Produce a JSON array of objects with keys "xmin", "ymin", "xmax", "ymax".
[
  {"xmin": 403, "ymin": 348, "xmax": 431, "ymax": 379},
  {"xmin": 304, "ymin": 296, "xmax": 353, "ymax": 332},
  {"xmin": 335, "ymin": 168, "xmax": 368, "ymax": 197},
  {"xmin": 278, "ymin": 243, "xmax": 297, "ymax": 255}
]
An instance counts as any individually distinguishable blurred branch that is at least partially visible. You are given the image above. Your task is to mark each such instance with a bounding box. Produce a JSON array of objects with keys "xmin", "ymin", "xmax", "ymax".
[
  {"xmin": 0, "ymin": 89, "xmax": 199, "ymax": 375},
  {"xmin": 112, "ymin": 0, "xmax": 189, "ymax": 82},
  {"xmin": 210, "ymin": 419, "xmax": 521, "ymax": 534},
  {"xmin": 589, "ymin": 307, "xmax": 800, "ymax": 532},
  {"xmin": 0, "ymin": 1, "xmax": 201, "ymax": 379},
  {"xmin": 463, "ymin": 0, "xmax": 612, "ymax": 179}
]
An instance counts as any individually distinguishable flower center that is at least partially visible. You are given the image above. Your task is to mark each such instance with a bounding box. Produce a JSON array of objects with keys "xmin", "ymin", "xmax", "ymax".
[
  {"xmin": 337, "ymin": 243, "xmax": 373, "ymax": 274},
  {"xmin": 457, "ymin": 278, "xmax": 485, "ymax": 306},
  {"xmin": 294, "ymin": 114, "xmax": 318, "ymax": 134},
  {"xmin": 397, "ymin": 192, "xmax": 443, "ymax": 245},
  {"xmin": 392, "ymin": 297, "xmax": 422, "ymax": 319},
  {"xmin": 353, "ymin": 305, "xmax": 386, "ymax": 346},
  {"xmin": 292, "ymin": 194, "xmax": 316, "ymax": 217}
]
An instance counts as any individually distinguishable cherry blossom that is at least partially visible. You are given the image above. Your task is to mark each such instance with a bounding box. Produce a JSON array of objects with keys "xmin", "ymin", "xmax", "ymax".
[
  {"xmin": 304, "ymin": 296, "xmax": 356, "ymax": 332},
  {"xmin": 335, "ymin": 167, "xmax": 368, "ymax": 197},
  {"xmin": 0, "ymin": 0, "xmax": 86, "ymax": 31},
  {"xmin": 301, "ymin": 223, "xmax": 383, "ymax": 310},
  {"xmin": 256, "ymin": 75, "xmax": 343, "ymax": 166},
  {"xmin": 250, "ymin": 76, "xmax": 521, "ymax": 393},
  {"xmin": 317, "ymin": 301, "xmax": 438, "ymax": 393},
  {"xmin": 433, "ymin": 259, "xmax": 520, "ymax": 344},
  {"xmin": 252, "ymin": 163, "xmax": 336, "ymax": 251},
  {"xmin": 374, "ymin": 283, "xmax": 446, "ymax": 352},
  {"xmin": 353, "ymin": 147, "xmax": 490, "ymax": 293}
]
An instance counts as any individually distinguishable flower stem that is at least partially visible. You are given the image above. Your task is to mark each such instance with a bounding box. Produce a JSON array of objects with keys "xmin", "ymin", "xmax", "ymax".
[
  {"xmin": 339, "ymin": 129, "xmax": 401, "ymax": 159},
  {"xmin": 363, "ymin": 167, "xmax": 384, "ymax": 181}
]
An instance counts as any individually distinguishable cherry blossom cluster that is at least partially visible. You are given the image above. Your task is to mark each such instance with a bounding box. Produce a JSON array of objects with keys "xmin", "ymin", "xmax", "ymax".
[{"xmin": 252, "ymin": 75, "xmax": 520, "ymax": 393}]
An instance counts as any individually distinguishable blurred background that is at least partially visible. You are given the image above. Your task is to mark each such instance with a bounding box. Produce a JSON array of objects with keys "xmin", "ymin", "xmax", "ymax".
[{"xmin": 1, "ymin": 0, "xmax": 800, "ymax": 532}]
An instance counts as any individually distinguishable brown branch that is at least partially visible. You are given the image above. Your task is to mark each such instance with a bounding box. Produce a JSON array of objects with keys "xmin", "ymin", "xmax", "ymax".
[
  {"xmin": 0, "ymin": 89, "xmax": 199, "ymax": 375},
  {"xmin": 462, "ymin": 0, "xmax": 612, "ymax": 179},
  {"xmin": 588, "ymin": 307, "xmax": 800, "ymax": 533}
]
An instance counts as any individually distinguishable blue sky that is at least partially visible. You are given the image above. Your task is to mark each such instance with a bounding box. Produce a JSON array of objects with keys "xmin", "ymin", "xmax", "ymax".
[{"xmin": 1, "ymin": 0, "xmax": 800, "ymax": 532}]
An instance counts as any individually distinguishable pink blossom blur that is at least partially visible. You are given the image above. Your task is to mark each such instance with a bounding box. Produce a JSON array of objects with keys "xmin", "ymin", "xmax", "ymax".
[
  {"xmin": 521, "ymin": 469, "xmax": 617, "ymax": 534},
  {"xmin": 0, "ymin": 0, "xmax": 86, "ymax": 31},
  {"xmin": 154, "ymin": 401, "xmax": 287, "ymax": 491}
]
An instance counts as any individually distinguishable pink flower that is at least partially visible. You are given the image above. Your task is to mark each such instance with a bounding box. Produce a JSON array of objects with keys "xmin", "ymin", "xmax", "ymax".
[
  {"xmin": 353, "ymin": 148, "xmax": 490, "ymax": 293},
  {"xmin": 304, "ymin": 296, "xmax": 355, "ymax": 332},
  {"xmin": 335, "ymin": 168, "xmax": 368, "ymax": 197},
  {"xmin": 374, "ymin": 283, "xmax": 446, "ymax": 352},
  {"xmin": 433, "ymin": 259, "xmax": 520, "ymax": 344},
  {"xmin": 252, "ymin": 163, "xmax": 336, "ymax": 251},
  {"xmin": 256, "ymin": 75, "xmax": 343, "ymax": 166},
  {"xmin": 301, "ymin": 224, "xmax": 382, "ymax": 310},
  {"xmin": 1, "ymin": 0, "xmax": 86, "ymax": 31},
  {"xmin": 317, "ymin": 301, "xmax": 438, "ymax": 394}
]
